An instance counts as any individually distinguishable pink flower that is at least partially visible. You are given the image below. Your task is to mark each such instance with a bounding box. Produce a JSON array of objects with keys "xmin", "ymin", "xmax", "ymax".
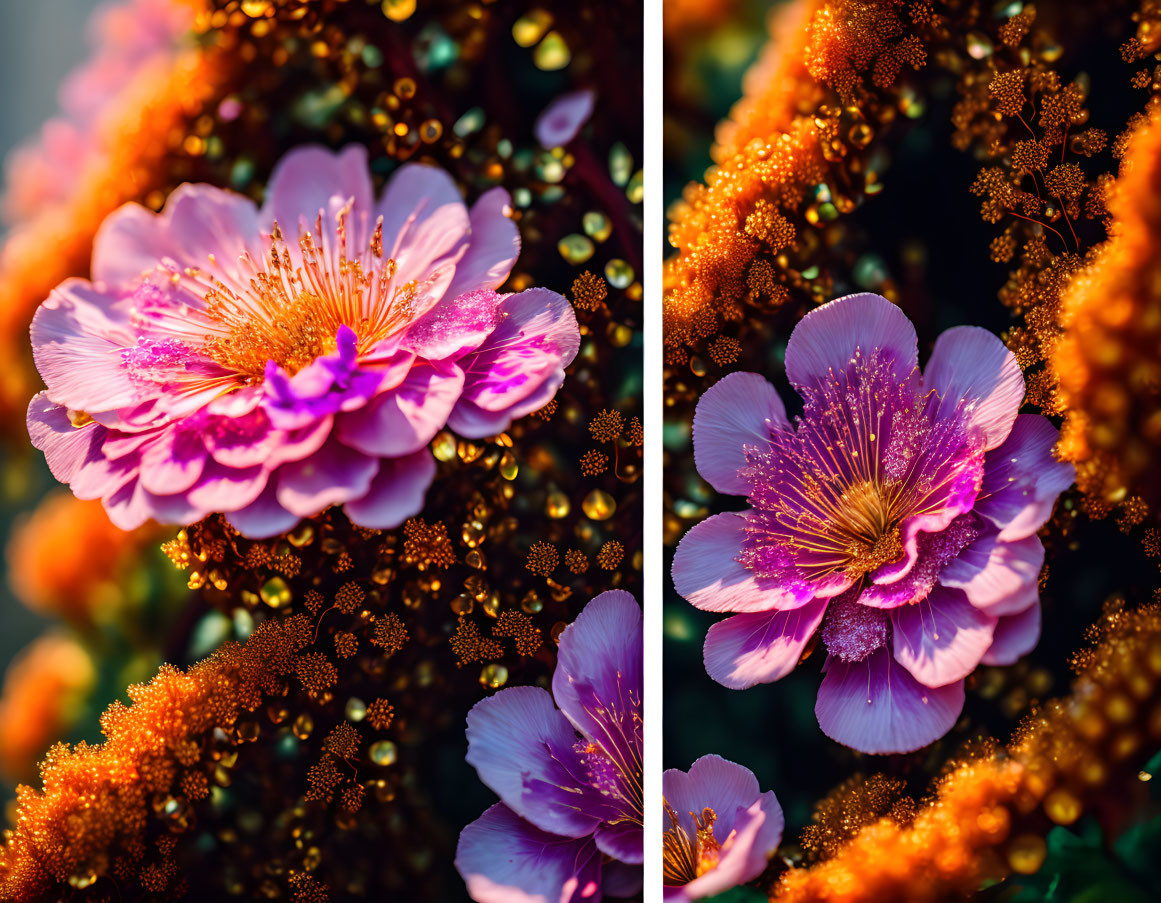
[
  {"xmin": 672, "ymin": 293, "xmax": 1074, "ymax": 754},
  {"xmin": 28, "ymin": 144, "xmax": 579, "ymax": 537}
]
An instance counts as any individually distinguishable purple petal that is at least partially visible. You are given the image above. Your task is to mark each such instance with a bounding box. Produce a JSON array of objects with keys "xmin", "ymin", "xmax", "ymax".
[
  {"xmin": 261, "ymin": 144, "xmax": 374, "ymax": 240},
  {"xmin": 465, "ymin": 686, "xmax": 601, "ymax": 839},
  {"xmin": 600, "ymin": 861, "xmax": 642, "ymax": 899},
  {"xmin": 692, "ymin": 372, "xmax": 787, "ymax": 496},
  {"xmin": 702, "ymin": 598, "xmax": 827, "ymax": 689},
  {"xmin": 31, "ymin": 279, "xmax": 140, "ymax": 412},
  {"xmin": 594, "ymin": 821, "xmax": 642, "ymax": 866},
  {"xmin": 890, "ymin": 587, "xmax": 997, "ymax": 686},
  {"xmin": 981, "ymin": 600, "xmax": 1040, "ymax": 665},
  {"xmin": 552, "ymin": 590, "xmax": 642, "ymax": 745},
  {"xmin": 923, "ymin": 325, "xmax": 1024, "ymax": 450},
  {"xmin": 978, "ymin": 414, "xmax": 1073, "ymax": 540},
  {"xmin": 784, "ymin": 293, "xmax": 918, "ymax": 390},
  {"xmin": 224, "ymin": 478, "xmax": 302, "ymax": 539},
  {"xmin": 535, "ymin": 89, "xmax": 596, "ymax": 147},
  {"xmin": 342, "ymin": 448, "xmax": 435, "ymax": 529},
  {"xmin": 662, "ymin": 755, "xmax": 761, "ymax": 842},
  {"xmin": 337, "ymin": 362, "xmax": 464, "ymax": 457},
  {"xmin": 938, "ymin": 531, "xmax": 1043, "ymax": 616},
  {"xmin": 447, "ymin": 397, "xmax": 519, "ymax": 439},
  {"xmin": 456, "ymin": 804, "xmax": 604, "ymax": 903},
  {"xmin": 443, "ymin": 188, "xmax": 521, "ymax": 301},
  {"xmin": 274, "ymin": 441, "xmax": 378, "ymax": 518},
  {"xmin": 673, "ymin": 513, "xmax": 812, "ymax": 613},
  {"xmin": 815, "ymin": 647, "xmax": 965, "ymax": 754}
]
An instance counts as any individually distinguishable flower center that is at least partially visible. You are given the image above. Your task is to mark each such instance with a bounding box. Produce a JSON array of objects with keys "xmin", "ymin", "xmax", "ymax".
[
  {"xmin": 663, "ymin": 803, "xmax": 723, "ymax": 886},
  {"xmin": 197, "ymin": 211, "xmax": 417, "ymax": 382}
]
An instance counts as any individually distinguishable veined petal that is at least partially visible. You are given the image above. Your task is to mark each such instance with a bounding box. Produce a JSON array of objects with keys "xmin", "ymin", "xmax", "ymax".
[{"xmin": 692, "ymin": 372, "xmax": 787, "ymax": 496}]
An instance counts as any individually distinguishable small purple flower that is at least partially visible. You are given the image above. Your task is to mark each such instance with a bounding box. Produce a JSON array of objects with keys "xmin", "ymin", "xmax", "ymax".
[
  {"xmin": 535, "ymin": 89, "xmax": 595, "ymax": 148},
  {"xmin": 672, "ymin": 293, "xmax": 1074, "ymax": 754},
  {"xmin": 27, "ymin": 144, "xmax": 579, "ymax": 537},
  {"xmin": 456, "ymin": 590, "xmax": 643, "ymax": 903},
  {"xmin": 663, "ymin": 755, "xmax": 783, "ymax": 901}
]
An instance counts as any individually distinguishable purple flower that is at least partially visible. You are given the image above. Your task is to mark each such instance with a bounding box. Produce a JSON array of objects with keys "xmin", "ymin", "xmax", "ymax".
[
  {"xmin": 535, "ymin": 89, "xmax": 596, "ymax": 148},
  {"xmin": 672, "ymin": 293, "xmax": 1074, "ymax": 754},
  {"xmin": 662, "ymin": 755, "xmax": 783, "ymax": 901},
  {"xmin": 456, "ymin": 590, "xmax": 643, "ymax": 903},
  {"xmin": 27, "ymin": 144, "xmax": 579, "ymax": 537}
]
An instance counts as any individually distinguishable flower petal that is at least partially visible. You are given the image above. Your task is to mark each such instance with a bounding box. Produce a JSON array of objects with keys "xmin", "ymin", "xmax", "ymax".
[
  {"xmin": 923, "ymin": 325, "xmax": 1024, "ymax": 450},
  {"xmin": 456, "ymin": 288, "xmax": 580, "ymax": 413},
  {"xmin": 552, "ymin": 590, "xmax": 642, "ymax": 751},
  {"xmin": 890, "ymin": 587, "xmax": 997, "ymax": 687},
  {"xmin": 443, "ymin": 187, "xmax": 521, "ymax": 301},
  {"xmin": 938, "ymin": 531, "xmax": 1043, "ymax": 616},
  {"xmin": 692, "ymin": 372, "xmax": 787, "ymax": 496},
  {"xmin": 261, "ymin": 144, "xmax": 374, "ymax": 238},
  {"xmin": 342, "ymin": 449, "xmax": 435, "ymax": 529},
  {"xmin": 224, "ymin": 478, "xmax": 302, "ymax": 539},
  {"xmin": 594, "ymin": 820, "xmax": 642, "ymax": 866},
  {"xmin": 784, "ymin": 293, "xmax": 918, "ymax": 390},
  {"xmin": 978, "ymin": 414, "xmax": 1074, "ymax": 540},
  {"xmin": 815, "ymin": 647, "xmax": 965, "ymax": 754},
  {"xmin": 31, "ymin": 279, "xmax": 140, "ymax": 412},
  {"xmin": 27, "ymin": 394, "xmax": 104, "ymax": 485},
  {"xmin": 673, "ymin": 513, "xmax": 810, "ymax": 613},
  {"xmin": 702, "ymin": 598, "xmax": 827, "ymax": 689},
  {"xmin": 535, "ymin": 89, "xmax": 596, "ymax": 147},
  {"xmin": 336, "ymin": 362, "xmax": 464, "ymax": 457},
  {"xmin": 456, "ymin": 804, "xmax": 604, "ymax": 903},
  {"xmin": 662, "ymin": 754, "xmax": 761, "ymax": 842},
  {"xmin": 465, "ymin": 686, "xmax": 602, "ymax": 839},
  {"xmin": 274, "ymin": 441, "xmax": 378, "ymax": 518},
  {"xmin": 675, "ymin": 798, "xmax": 780, "ymax": 901},
  {"xmin": 981, "ymin": 600, "xmax": 1040, "ymax": 666}
]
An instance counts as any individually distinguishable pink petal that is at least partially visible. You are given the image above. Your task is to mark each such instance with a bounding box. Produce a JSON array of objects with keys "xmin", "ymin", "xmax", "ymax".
[
  {"xmin": 443, "ymin": 187, "xmax": 521, "ymax": 301},
  {"xmin": 224, "ymin": 478, "xmax": 302, "ymax": 539},
  {"xmin": 815, "ymin": 647, "xmax": 965, "ymax": 754},
  {"xmin": 31, "ymin": 279, "xmax": 139, "ymax": 412},
  {"xmin": 343, "ymin": 449, "xmax": 436, "ymax": 529},
  {"xmin": 261, "ymin": 144, "xmax": 373, "ymax": 241},
  {"xmin": 890, "ymin": 587, "xmax": 997, "ymax": 687},
  {"xmin": 336, "ymin": 362, "xmax": 464, "ymax": 457},
  {"xmin": 785, "ymin": 293, "xmax": 918, "ymax": 391},
  {"xmin": 185, "ymin": 460, "xmax": 268, "ymax": 512},
  {"xmin": 274, "ymin": 440, "xmax": 378, "ymax": 518},
  {"xmin": 27, "ymin": 394, "xmax": 102, "ymax": 484},
  {"xmin": 673, "ymin": 513, "xmax": 812, "ymax": 613},
  {"xmin": 692, "ymin": 372, "xmax": 787, "ymax": 496},
  {"xmin": 702, "ymin": 598, "xmax": 827, "ymax": 689},
  {"xmin": 923, "ymin": 325, "xmax": 1024, "ymax": 450}
]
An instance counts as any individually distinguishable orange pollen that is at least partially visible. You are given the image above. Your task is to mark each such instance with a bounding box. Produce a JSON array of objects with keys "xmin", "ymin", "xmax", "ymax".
[{"xmin": 198, "ymin": 213, "xmax": 416, "ymax": 383}]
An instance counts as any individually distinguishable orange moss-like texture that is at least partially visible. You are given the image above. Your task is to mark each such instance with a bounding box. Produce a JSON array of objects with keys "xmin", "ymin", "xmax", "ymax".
[
  {"xmin": 0, "ymin": 634, "xmax": 95, "ymax": 785},
  {"xmin": 664, "ymin": 0, "xmax": 930, "ymax": 348},
  {"xmin": 0, "ymin": 614, "xmax": 312, "ymax": 899},
  {"xmin": 1054, "ymin": 108, "xmax": 1161, "ymax": 513},
  {"xmin": 773, "ymin": 600, "xmax": 1161, "ymax": 902},
  {"xmin": 7, "ymin": 492, "xmax": 163, "ymax": 628},
  {"xmin": 0, "ymin": 16, "xmax": 227, "ymax": 433}
]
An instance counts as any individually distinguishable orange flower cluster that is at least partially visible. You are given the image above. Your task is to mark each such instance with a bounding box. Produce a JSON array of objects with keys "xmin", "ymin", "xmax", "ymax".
[
  {"xmin": 663, "ymin": 0, "xmax": 932, "ymax": 353},
  {"xmin": 7, "ymin": 492, "xmax": 163, "ymax": 628},
  {"xmin": 0, "ymin": 1, "xmax": 228, "ymax": 436},
  {"xmin": 0, "ymin": 614, "xmax": 313, "ymax": 899},
  {"xmin": 773, "ymin": 599, "xmax": 1161, "ymax": 902},
  {"xmin": 1054, "ymin": 107, "xmax": 1161, "ymax": 515},
  {"xmin": 0, "ymin": 634, "xmax": 95, "ymax": 785}
]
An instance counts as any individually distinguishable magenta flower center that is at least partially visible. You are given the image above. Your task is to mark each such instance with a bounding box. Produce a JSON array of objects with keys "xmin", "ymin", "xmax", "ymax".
[{"xmin": 739, "ymin": 349, "xmax": 985, "ymax": 588}]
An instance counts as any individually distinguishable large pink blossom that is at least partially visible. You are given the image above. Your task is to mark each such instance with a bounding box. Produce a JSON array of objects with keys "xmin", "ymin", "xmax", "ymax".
[
  {"xmin": 28, "ymin": 144, "xmax": 579, "ymax": 537},
  {"xmin": 672, "ymin": 293, "xmax": 1074, "ymax": 754}
]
